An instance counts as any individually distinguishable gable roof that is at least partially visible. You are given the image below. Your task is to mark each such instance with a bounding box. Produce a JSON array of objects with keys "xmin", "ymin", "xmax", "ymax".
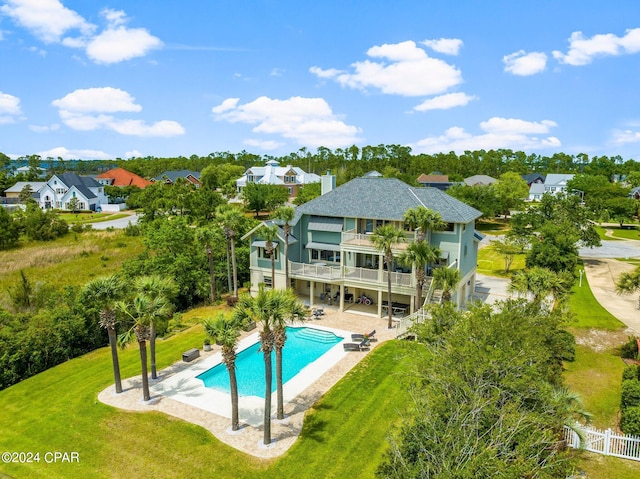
[
  {"xmin": 53, "ymin": 173, "xmax": 101, "ymax": 199},
  {"xmin": 544, "ymin": 173, "xmax": 574, "ymax": 186},
  {"xmin": 417, "ymin": 173, "xmax": 449, "ymax": 183},
  {"xmin": 238, "ymin": 162, "xmax": 320, "ymax": 187},
  {"xmin": 522, "ymin": 173, "xmax": 545, "ymax": 184},
  {"xmin": 293, "ymin": 177, "xmax": 481, "ymax": 225},
  {"xmin": 96, "ymin": 168, "xmax": 152, "ymax": 188},
  {"xmin": 464, "ymin": 175, "xmax": 497, "ymax": 186},
  {"xmin": 154, "ymin": 170, "xmax": 201, "ymax": 183},
  {"xmin": 4, "ymin": 181, "xmax": 47, "ymax": 194}
]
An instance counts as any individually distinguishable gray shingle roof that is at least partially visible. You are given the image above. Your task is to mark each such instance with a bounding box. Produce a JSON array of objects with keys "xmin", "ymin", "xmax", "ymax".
[
  {"xmin": 57, "ymin": 173, "xmax": 99, "ymax": 199},
  {"xmin": 293, "ymin": 177, "xmax": 481, "ymax": 224}
]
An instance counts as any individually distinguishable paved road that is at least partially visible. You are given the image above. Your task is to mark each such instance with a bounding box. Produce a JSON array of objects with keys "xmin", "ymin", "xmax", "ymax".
[
  {"xmin": 90, "ymin": 212, "xmax": 140, "ymax": 230},
  {"xmin": 579, "ymin": 239, "xmax": 640, "ymax": 259}
]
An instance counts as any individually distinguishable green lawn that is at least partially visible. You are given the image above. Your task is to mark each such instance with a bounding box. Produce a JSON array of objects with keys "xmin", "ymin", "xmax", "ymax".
[
  {"xmin": 0, "ymin": 324, "xmax": 421, "ymax": 479},
  {"xmin": 476, "ymin": 244, "xmax": 526, "ymax": 278},
  {"xmin": 475, "ymin": 217, "xmax": 511, "ymax": 235},
  {"xmin": 57, "ymin": 212, "xmax": 132, "ymax": 224},
  {"xmin": 568, "ymin": 267, "xmax": 626, "ymax": 330}
]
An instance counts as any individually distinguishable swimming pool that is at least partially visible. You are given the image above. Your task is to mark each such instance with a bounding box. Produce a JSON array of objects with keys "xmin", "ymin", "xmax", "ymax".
[{"xmin": 196, "ymin": 326, "xmax": 343, "ymax": 398}]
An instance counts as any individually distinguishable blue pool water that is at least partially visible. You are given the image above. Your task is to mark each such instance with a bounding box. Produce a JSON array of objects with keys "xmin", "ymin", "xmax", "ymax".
[{"xmin": 196, "ymin": 326, "xmax": 343, "ymax": 398}]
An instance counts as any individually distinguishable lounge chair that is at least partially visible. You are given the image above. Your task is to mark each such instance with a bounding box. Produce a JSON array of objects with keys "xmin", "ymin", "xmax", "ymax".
[
  {"xmin": 350, "ymin": 329, "xmax": 377, "ymax": 342},
  {"xmin": 343, "ymin": 342, "xmax": 361, "ymax": 351}
]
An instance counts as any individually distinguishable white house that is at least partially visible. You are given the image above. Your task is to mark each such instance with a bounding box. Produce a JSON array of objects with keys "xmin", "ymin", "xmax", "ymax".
[
  {"xmin": 38, "ymin": 173, "xmax": 108, "ymax": 211},
  {"xmin": 543, "ymin": 174, "xmax": 574, "ymax": 195},
  {"xmin": 236, "ymin": 159, "xmax": 320, "ymax": 197}
]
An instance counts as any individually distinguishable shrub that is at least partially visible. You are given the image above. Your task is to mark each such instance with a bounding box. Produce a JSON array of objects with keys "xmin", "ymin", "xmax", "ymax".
[
  {"xmin": 621, "ymin": 379, "xmax": 640, "ymax": 410},
  {"xmin": 620, "ymin": 405, "xmax": 640, "ymax": 436},
  {"xmin": 620, "ymin": 336, "xmax": 639, "ymax": 359},
  {"xmin": 226, "ymin": 296, "xmax": 238, "ymax": 307},
  {"xmin": 70, "ymin": 223, "xmax": 84, "ymax": 233},
  {"xmin": 622, "ymin": 365, "xmax": 640, "ymax": 382},
  {"xmin": 124, "ymin": 222, "xmax": 141, "ymax": 237}
]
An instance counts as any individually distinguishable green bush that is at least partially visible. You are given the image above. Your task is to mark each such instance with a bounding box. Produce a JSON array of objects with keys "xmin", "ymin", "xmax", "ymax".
[
  {"xmin": 620, "ymin": 405, "xmax": 640, "ymax": 436},
  {"xmin": 620, "ymin": 336, "xmax": 639, "ymax": 359},
  {"xmin": 621, "ymin": 379, "xmax": 640, "ymax": 410},
  {"xmin": 622, "ymin": 365, "xmax": 640, "ymax": 382}
]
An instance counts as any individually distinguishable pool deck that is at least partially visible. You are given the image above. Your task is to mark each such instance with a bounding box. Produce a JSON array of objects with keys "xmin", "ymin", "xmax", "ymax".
[{"xmin": 98, "ymin": 306, "xmax": 396, "ymax": 459}]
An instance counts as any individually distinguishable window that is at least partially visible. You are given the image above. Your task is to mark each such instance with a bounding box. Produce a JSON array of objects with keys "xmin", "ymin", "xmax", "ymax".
[
  {"xmin": 444, "ymin": 223, "xmax": 455, "ymax": 232},
  {"xmin": 258, "ymin": 247, "xmax": 278, "ymax": 260},
  {"xmin": 263, "ymin": 276, "xmax": 272, "ymax": 288},
  {"xmin": 288, "ymin": 187, "xmax": 292, "ymax": 195},
  {"xmin": 248, "ymin": 175, "xmax": 254, "ymax": 182},
  {"xmin": 310, "ymin": 249, "xmax": 340, "ymax": 263}
]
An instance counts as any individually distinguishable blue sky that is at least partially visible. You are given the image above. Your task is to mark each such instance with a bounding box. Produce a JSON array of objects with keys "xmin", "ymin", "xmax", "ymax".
[{"xmin": 1, "ymin": 0, "xmax": 640, "ymax": 161}]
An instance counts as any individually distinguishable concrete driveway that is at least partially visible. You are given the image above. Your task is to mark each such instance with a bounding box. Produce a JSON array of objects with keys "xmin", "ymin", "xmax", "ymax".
[{"xmin": 91, "ymin": 211, "xmax": 140, "ymax": 230}]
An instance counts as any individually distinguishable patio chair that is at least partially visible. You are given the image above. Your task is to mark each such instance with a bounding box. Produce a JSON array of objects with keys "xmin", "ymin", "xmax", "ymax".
[
  {"xmin": 343, "ymin": 342, "xmax": 362, "ymax": 351},
  {"xmin": 350, "ymin": 329, "xmax": 377, "ymax": 342}
]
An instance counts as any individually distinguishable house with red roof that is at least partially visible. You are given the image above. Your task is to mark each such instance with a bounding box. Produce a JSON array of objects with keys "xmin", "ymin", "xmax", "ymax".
[{"xmin": 96, "ymin": 168, "xmax": 152, "ymax": 189}]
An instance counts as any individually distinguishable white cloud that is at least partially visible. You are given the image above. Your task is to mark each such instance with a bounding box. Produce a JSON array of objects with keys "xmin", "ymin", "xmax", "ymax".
[
  {"xmin": 244, "ymin": 139, "xmax": 284, "ymax": 151},
  {"xmin": 125, "ymin": 150, "xmax": 143, "ymax": 159},
  {"xmin": 414, "ymin": 92, "xmax": 477, "ymax": 111},
  {"xmin": 29, "ymin": 123, "xmax": 60, "ymax": 133},
  {"xmin": 52, "ymin": 87, "xmax": 184, "ymax": 137},
  {"xmin": 1, "ymin": 2, "xmax": 161, "ymax": 63},
  {"xmin": 52, "ymin": 87, "xmax": 141, "ymax": 113},
  {"xmin": 411, "ymin": 117, "xmax": 561, "ymax": 154},
  {"xmin": 0, "ymin": 0, "xmax": 94, "ymax": 43},
  {"xmin": 553, "ymin": 28, "xmax": 640, "ymax": 66},
  {"xmin": 211, "ymin": 98, "xmax": 239, "ymax": 114},
  {"xmin": 421, "ymin": 38, "xmax": 463, "ymax": 55},
  {"xmin": 37, "ymin": 146, "xmax": 112, "ymax": 160},
  {"xmin": 0, "ymin": 91, "xmax": 22, "ymax": 123},
  {"xmin": 85, "ymin": 9, "xmax": 162, "ymax": 64},
  {"xmin": 503, "ymin": 50, "xmax": 547, "ymax": 76},
  {"xmin": 612, "ymin": 129, "xmax": 640, "ymax": 145},
  {"xmin": 212, "ymin": 96, "xmax": 362, "ymax": 148},
  {"xmin": 310, "ymin": 40, "xmax": 462, "ymax": 96}
]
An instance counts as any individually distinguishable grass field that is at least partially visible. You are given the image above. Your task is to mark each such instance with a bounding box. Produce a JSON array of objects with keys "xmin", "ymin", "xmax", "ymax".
[
  {"xmin": 57, "ymin": 212, "xmax": 131, "ymax": 224},
  {"xmin": 568, "ymin": 267, "xmax": 626, "ymax": 330},
  {"xmin": 0, "ymin": 326, "xmax": 421, "ymax": 479},
  {"xmin": 0, "ymin": 230, "xmax": 144, "ymax": 308},
  {"xmin": 476, "ymin": 244, "xmax": 526, "ymax": 278},
  {"xmin": 475, "ymin": 217, "xmax": 510, "ymax": 235}
]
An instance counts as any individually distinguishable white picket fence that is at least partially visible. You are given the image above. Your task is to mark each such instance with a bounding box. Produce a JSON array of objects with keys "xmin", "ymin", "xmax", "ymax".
[{"xmin": 563, "ymin": 425, "xmax": 640, "ymax": 461}]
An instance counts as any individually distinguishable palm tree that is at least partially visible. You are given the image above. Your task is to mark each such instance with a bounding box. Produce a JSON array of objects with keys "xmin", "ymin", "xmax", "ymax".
[
  {"xmin": 232, "ymin": 286, "xmax": 274, "ymax": 444},
  {"xmin": 371, "ymin": 225, "xmax": 406, "ymax": 329},
  {"xmin": 272, "ymin": 206, "xmax": 295, "ymax": 288},
  {"xmin": 203, "ymin": 313, "xmax": 241, "ymax": 431},
  {"xmin": 217, "ymin": 205, "xmax": 244, "ymax": 298},
  {"xmin": 81, "ymin": 275, "xmax": 125, "ymax": 393},
  {"xmin": 432, "ymin": 267, "xmax": 462, "ymax": 303},
  {"xmin": 399, "ymin": 242, "xmax": 441, "ymax": 309},
  {"xmin": 261, "ymin": 224, "xmax": 280, "ymax": 289},
  {"xmin": 270, "ymin": 289, "xmax": 307, "ymax": 420},
  {"xmin": 509, "ymin": 267, "xmax": 573, "ymax": 306},
  {"xmin": 403, "ymin": 206, "xmax": 446, "ymax": 243},
  {"xmin": 616, "ymin": 266, "xmax": 640, "ymax": 308},
  {"xmin": 232, "ymin": 287, "xmax": 305, "ymax": 443},
  {"xmin": 116, "ymin": 294, "xmax": 171, "ymax": 402},
  {"xmin": 133, "ymin": 275, "xmax": 177, "ymax": 380}
]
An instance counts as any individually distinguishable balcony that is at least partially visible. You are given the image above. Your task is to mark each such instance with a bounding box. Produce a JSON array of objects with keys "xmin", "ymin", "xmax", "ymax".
[{"xmin": 289, "ymin": 261, "xmax": 414, "ymax": 289}]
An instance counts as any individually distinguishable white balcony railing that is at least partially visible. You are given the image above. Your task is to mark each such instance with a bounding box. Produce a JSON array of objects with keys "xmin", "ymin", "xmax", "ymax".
[
  {"xmin": 289, "ymin": 261, "xmax": 414, "ymax": 288},
  {"xmin": 341, "ymin": 229, "xmax": 414, "ymax": 249}
]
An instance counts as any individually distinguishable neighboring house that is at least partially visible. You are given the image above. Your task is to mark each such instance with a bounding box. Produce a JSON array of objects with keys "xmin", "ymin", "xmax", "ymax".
[
  {"xmin": 416, "ymin": 173, "xmax": 455, "ymax": 190},
  {"xmin": 37, "ymin": 173, "xmax": 108, "ymax": 211},
  {"xmin": 244, "ymin": 173, "xmax": 483, "ymax": 317},
  {"xmin": 363, "ymin": 170, "xmax": 383, "ymax": 178},
  {"xmin": 522, "ymin": 173, "xmax": 545, "ymax": 186},
  {"xmin": 4, "ymin": 181, "xmax": 47, "ymax": 199},
  {"xmin": 12, "ymin": 165, "xmax": 47, "ymax": 178},
  {"xmin": 153, "ymin": 170, "xmax": 201, "ymax": 188},
  {"xmin": 543, "ymin": 173, "xmax": 574, "ymax": 195},
  {"xmin": 96, "ymin": 167, "xmax": 152, "ymax": 188},
  {"xmin": 629, "ymin": 186, "xmax": 640, "ymax": 200},
  {"xmin": 526, "ymin": 173, "xmax": 574, "ymax": 201},
  {"xmin": 528, "ymin": 183, "xmax": 546, "ymax": 202},
  {"xmin": 236, "ymin": 159, "xmax": 320, "ymax": 196},
  {"xmin": 463, "ymin": 175, "xmax": 497, "ymax": 186}
]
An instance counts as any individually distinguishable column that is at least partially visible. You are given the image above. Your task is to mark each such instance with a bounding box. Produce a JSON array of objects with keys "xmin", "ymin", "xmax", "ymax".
[
  {"xmin": 309, "ymin": 281, "xmax": 315, "ymax": 306},
  {"xmin": 339, "ymin": 284, "xmax": 345, "ymax": 311},
  {"xmin": 377, "ymin": 290, "xmax": 383, "ymax": 318}
]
